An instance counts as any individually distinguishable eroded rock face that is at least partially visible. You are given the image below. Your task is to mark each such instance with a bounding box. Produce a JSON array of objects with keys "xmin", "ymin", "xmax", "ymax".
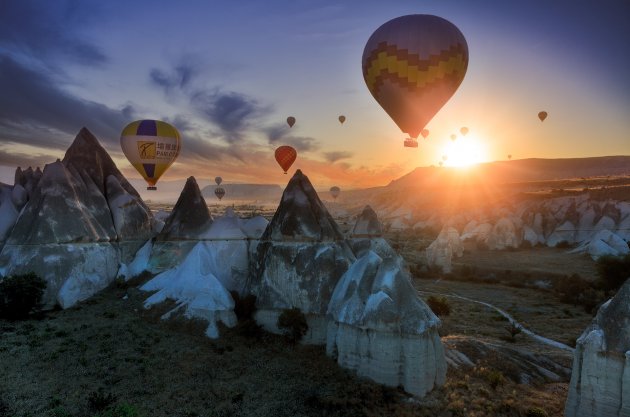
[
  {"xmin": 249, "ymin": 170, "xmax": 355, "ymax": 343},
  {"xmin": 351, "ymin": 205, "xmax": 383, "ymax": 237},
  {"xmin": 0, "ymin": 128, "xmax": 155, "ymax": 308},
  {"xmin": 565, "ymin": 280, "xmax": 630, "ymax": 417},
  {"xmin": 157, "ymin": 176, "xmax": 212, "ymax": 241},
  {"xmin": 425, "ymin": 227, "xmax": 463, "ymax": 273},
  {"xmin": 326, "ymin": 251, "xmax": 446, "ymax": 397}
]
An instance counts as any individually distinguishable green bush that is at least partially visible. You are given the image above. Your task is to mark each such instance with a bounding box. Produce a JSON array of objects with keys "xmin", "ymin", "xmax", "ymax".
[
  {"xmin": 87, "ymin": 389, "xmax": 116, "ymax": 411},
  {"xmin": 596, "ymin": 254, "xmax": 630, "ymax": 293},
  {"xmin": 526, "ymin": 407, "xmax": 548, "ymax": 417},
  {"xmin": 426, "ymin": 296, "xmax": 451, "ymax": 316},
  {"xmin": 230, "ymin": 291, "xmax": 257, "ymax": 321},
  {"xmin": 0, "ymin": 272, "xmax": 47, "ymax": 320},
  {"xmin": 95, "ymin": 403, "xmax": 142, "ymax": 417},
  {"xmin": 277, "ymin": 308, "xmax": 308, "ymax": 343}
]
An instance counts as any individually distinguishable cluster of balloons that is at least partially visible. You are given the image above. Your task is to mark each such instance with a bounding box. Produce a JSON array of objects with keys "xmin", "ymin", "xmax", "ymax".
[{"xmin": 119, "ymin": 15, "xmax": 548, "ymax": 190}]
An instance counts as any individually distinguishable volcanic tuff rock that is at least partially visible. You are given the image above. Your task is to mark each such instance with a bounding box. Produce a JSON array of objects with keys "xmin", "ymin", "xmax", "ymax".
[
  {"xmin": 425, "ymin": 227, "xmax": 463, "ymax": 273},
  {"xmin": 347, "ymin": 205, "xmax": 397, "ymax": 259},
  {"xmin": 0, "ymin": 128, "xmax": 155, "ymax": 308},
  {"xmin": 326, "ymin": 251, "xmax": 446, "ymax": 397},
  {"xmin": 250, "ymin": 170, "xmax": 355, "ymax": 343},
  {"xmin": 565, "ymin": 279, "xmax": 630, "ymax": 417},
  {"xmin": 156, "ymin": 176, "xmax": 212, "ymax": 241},
  {"xmin": 350, "ymin": 205, "xmax": 383, "ymax": 237}
]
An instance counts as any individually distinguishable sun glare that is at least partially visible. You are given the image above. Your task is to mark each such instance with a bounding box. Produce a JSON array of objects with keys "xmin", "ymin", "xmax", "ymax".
[{"xmin": 442, "ymin": 135, "xmax": 487, "ymax": 167}]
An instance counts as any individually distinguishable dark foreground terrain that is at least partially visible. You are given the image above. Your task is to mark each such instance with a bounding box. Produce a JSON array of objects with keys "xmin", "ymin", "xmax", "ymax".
[{"xmin": 0, "ymin": 269, "xmax": 581, "ymax": 417}]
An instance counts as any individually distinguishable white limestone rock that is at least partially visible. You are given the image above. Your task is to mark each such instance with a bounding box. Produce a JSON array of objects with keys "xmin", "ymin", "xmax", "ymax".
[
  {"xmin": 487, "ymin": 217, "xmax": 521, "ymax": 250},
  {"xmin": 565, "ymin": 280, "xmax": 630, "ymax": 417},
  {"xmin": 326, "ymin": 251, "xmax": 446, "ymax": 398},
  {"xmin": 141, "ymin": 243, "xmax": 237, "ymax": 339}
]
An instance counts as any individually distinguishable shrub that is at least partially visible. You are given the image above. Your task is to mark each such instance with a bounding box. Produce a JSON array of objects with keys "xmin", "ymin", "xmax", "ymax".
[
  {"xmin": 555, "ymin": 240, "xmax": 572, "ymax": 249},
  {"xmin": 95, "ymin": 404, "xmax": 142, "ymax": 417},
  {"xmin": 505, "ymin": 322, "xmax": 522, "ymax": 342},
  {"xmin": 0, "ymin": 272, "xmax": 47, "ymax": 320},
  {"xmin": 277, "ymin": 308, "xmax": 308, "ymax": 343},
  {"xmin": 526, "ymin": 407, "xmax": 548, "ymax": 417},
  {"xmin": 230, "ymin": 291, "xmax": 257, "ymax": 321},
  {"xmin": 596, "ymin": 254, "xmax": 630, "ymax": 293},
  {"xmin": 88, "ymin": 389, "xmax": 116, "ymax": 411},
  {"xmin": 426, "ymin": 296, "xmax": 451, "ymax": 316}
]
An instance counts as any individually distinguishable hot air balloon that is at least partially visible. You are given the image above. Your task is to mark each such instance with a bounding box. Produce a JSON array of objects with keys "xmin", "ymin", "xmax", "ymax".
[
  {"xmin": 362, "ymin": 15, "xmax": 469, "ymax": 145},
  {"xmin": 120, "ymin": 119, "xmax": 181, "ymax": 190},
  {"xmin": 215, "ymin": 176, "xmax": 222, "ymax": 186},
  {"xmin": 275, "ymin": 145, "xmax": 297, "ymax": 174},
  {"xmin": 330, "ymin": 186, "xmax": 341, "ymax": 200},
  {"xmin": 214, "ymin": 186, "xmax": 225, "ymax": 200},
  {"xmin": 450, "ymin": 134, "xmax": 457, "ymax": 141},
  {"xmin": 442, "ymin": 155, "xmax": 448, "ymax": 161},
  {"xmin": 460, "ymin": 127, "xmax": 469, "ymax": 136},
  {"xmin": 439, "ymin": 161, "xmax": 444, "ymax": 167},
  {"xmin": 507, "ymin": 154, "xmax": 512, "ymax": 160},
  {"xmin": 538, "ymin": 111, "xmax": 547, "ymax": 122},
  {"xmin": 287, "ymin": 116, "xmax": 296, "ymax": 128},
  {"xmin": 420, "ymin": 129, "xmax": 429, "ymax": 139},
  {"xmin": 338, "ymin": 115, "xmax": 346, "ymax": 124}
]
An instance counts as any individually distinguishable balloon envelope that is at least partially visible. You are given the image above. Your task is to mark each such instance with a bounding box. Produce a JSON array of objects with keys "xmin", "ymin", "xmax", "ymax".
[
  {"xmin": 420, "ymin": 129, "xmax": 429, "ymax": 139},
  {"xmin": 275, "ymin": 145, "xmax": 297, "ymax": 174},
  {"xmin": 330, "ymin": 186, "xmax": 340, "ymax": 199},
  {"xmin": 120, "ymin": 119, "xmax": 181, "ymax": 189},
  {"xmin": 287, "ymin": 116, "xmax": 296, "ymax": 127},
  {"xmin": 362, "ymin": 15, "xmax": 469, "ymax": 139},
  {"xmin": 214, "ymin": 186, "xmax": 225, "ymax": 200},
  {"xmin": 508, "ymin": 154, "xmax": 512, "ymax": 160},
  {"xmin": 215, "ymin": 176, "xmax": 222, "ymax": 186},
  {"xmin": 460, "ymin": 127, "xmax": 468, "ymax": 136},
  {"xmin": 450, "ymin": 134, "xmax": 457, "ymax": 141},
  {"xmin": 338, "ymin": 115, "xmax": 346, "ymax": 124},
  {"xmin": 538, "ymin": 111, "xmax": 547, "ymax": 122}
]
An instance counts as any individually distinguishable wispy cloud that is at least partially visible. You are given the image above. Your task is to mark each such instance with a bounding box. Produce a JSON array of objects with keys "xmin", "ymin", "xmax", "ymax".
[
  {"xmin": 0, "ymin": 55, "xmax": 133, "ymax": 150},
  {"xmin": 323, "ymin": 151, "xmax": 353, "ymax": 163},
  {"xmin": 0, "ymin": 0, "xmax": 106, "ymax": 66},
  {"xmin": 263, "ymin": 123, "xmax": 319, "ymax": 152}
]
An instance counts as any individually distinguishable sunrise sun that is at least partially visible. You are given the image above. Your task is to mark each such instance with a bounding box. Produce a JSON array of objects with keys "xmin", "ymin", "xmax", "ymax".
[{"xmin": 442, "ymin": 135, "xmax": 488, "ymax": 167}]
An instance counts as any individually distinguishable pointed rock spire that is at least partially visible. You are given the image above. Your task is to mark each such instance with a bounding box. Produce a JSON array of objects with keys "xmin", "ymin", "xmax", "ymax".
[{"xmin": 157, "ymin": 176, "xmax": 212, "ymax": 240}]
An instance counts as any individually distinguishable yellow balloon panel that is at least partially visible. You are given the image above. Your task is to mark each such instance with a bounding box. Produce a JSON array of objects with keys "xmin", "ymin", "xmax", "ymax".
[{"xmin": 120, "ymin": 120, "xmax": 181, "ymax": 187}]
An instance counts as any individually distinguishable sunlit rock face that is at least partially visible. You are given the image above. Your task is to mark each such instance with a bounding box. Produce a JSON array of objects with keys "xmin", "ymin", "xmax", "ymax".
[
  {"xmin": 565, "ymin": 279, "xmax": 630, "ymax": 417},
  {"xmin": 326, "ymin": 251, "xmax": 446, "ymax": 397},
  {"xmin": 249, "ymin": 170, "xmax": 355, "ymax": 344},
  {"xmin": 0, "ymin": 128, "xmax": 154, "ymax": 308},
  {"xmin": 425, "ymin": 226, "xmax": 463, "ymax": 273}
]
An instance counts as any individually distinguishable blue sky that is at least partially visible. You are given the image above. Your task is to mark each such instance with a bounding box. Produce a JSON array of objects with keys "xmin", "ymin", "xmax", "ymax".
[{"xmin": 1, "ymin": 0, "xmax": 629, "ymax": 190}]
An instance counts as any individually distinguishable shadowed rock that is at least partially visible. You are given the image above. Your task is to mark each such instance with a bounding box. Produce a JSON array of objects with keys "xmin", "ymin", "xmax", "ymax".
[{"xmin": 157, "ymin": 176, "xmax": 212, "ymax": 240}]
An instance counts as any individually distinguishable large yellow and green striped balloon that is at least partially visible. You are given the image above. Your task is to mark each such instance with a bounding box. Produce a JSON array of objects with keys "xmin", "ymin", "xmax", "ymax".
[
  {"xmin": 362, "ymin": 15, "xmax": 468, "ymax": 140},
  {"xmin": 120, "ymin": 119, "xmax": 181, "ymax": 190}
]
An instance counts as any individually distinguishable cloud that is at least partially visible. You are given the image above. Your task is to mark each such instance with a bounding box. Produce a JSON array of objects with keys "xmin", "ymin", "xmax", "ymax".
[
  {"xmin": 0, "ymin": 0, "xmax": 106, "ymax": 66},
  {"xmin": 190, "ymin": 88, "xmax": 270, "ymax": 143},
  {"xmin": 0, "ymin": 54, "xmax": 134, "ymax": 150},
  {"xmin": 323, "ymin": 151, "xmax": 353, "ymax": 163},
  {"xmin": 150, "ymin": 62, "xmax": 198, "ymax": 94},
  {"xmin": 263, "ymin": 123, "xmax": 319, "ymax": 152}
]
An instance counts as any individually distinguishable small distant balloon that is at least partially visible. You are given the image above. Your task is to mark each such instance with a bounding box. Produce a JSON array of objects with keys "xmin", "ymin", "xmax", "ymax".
[
  {"xmin": 450, "ymin": 134, "xmax": 457, "ymax": 141},
  {"xmin": 460, "ymin": 127, "xmax": 468, "ymax": 136},
  {"xmin": 420, "ymin": 129, "xmax": 430, "ymax": 139},
  {"xmin": 214, "ymin": 186, "xmax": 225, "ymax": 200},
  {"xmin": 215, "ymin": 176, "xmax": 222, "ymax": 186},
  {"xmin": 120, "ymin": 119, "xmax": 181, "ymax": 190},
  {"xmin": 507, "ymin": 154, "xmax": 512, "ymax": 160},
  {"xmin": 330, "ymin": 186, "xmax": 341, "ymax": 200},
  {"xmin": 442, "ymin": 154, "xmax": 448, "ymax": 161},
  {"xmin": 439, "ymin": 161, "xmax": 444, "ymax": 167},
  {"xmin": 338, "ymin": 115, "xmax": 346, "ymax": 124},
  {"xmin": 275, "ymin": 145, "xmax": 297, "ymax": 174},
  {"xmin": 538, "ymin": 111, "xmax": 547, "ymax": 122},
  {"xmin": 287, "ymin": 116, "xmax": 296, "ymax": 127}
]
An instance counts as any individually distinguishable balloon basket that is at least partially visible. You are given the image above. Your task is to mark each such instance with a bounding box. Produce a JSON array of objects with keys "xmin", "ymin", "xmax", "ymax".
[
  {"xmin": 404, "ymin": 139, "xmax": 418, "ymax": 148},
  {"xmin": 147, "ymin": 186, "xmax": 157, "ymax": 191}
]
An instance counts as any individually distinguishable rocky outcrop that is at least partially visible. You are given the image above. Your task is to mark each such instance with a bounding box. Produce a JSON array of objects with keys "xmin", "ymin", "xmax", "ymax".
[
  {"xmin": 426, "ymin": 227, "xmax": 463, "ymax": 273},
  {"xmin": 348, "ymin": 205, "xmax": 396, "ymax": 259},
  {"xmin": 0, "ymin": 128, "xmax": 155, "ymax": 308},
  {"xmin": 157, "ymin": 176, "xmax": 212, "ymax": 241},
  {"xmin": 249, "ymin": 170, "xmax": 355, "ymax": 344},
  {"xmin": 141, "ymin": 243, "xmax": 237, "ymax": 339},
  {"xmin": 326, "ymin": 251, "xmax": 446, "ymax": 397},
  {"xmin": 565, "ymin": 279, "xmax": 630, "ymax": 417}
]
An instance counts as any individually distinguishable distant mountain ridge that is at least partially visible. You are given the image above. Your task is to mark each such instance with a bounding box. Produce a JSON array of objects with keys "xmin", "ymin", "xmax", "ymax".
[{"xmin": 201, "ymin": 183, "xmax": 283, "ymax": 201}]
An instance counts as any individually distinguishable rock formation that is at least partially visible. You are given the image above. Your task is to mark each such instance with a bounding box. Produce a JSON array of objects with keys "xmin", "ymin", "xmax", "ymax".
[
  {"xmin": 426, "ymin": 227, "xmax": 463, "ymax": 273},
  {"xmin": 326, "ymin": 250, "xmax": 447, "ymax": 397},
  {"xmin": 248, "ymin": 170, "xmax": 355, "ymax": 344},
  {"xmin": 0, "ymin": 128, "xmax": 155, "ymax": 308},
  {"xmin": 348, "ymin": 205, "xmax": 396, "ymax": 259},
  {"xmin": 565, "ymin": 279, "xmax": 630, "ymax": 417},
  {"xmin": 141, "ymin": 242, "xmax": 237, "ymax": 339}
]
